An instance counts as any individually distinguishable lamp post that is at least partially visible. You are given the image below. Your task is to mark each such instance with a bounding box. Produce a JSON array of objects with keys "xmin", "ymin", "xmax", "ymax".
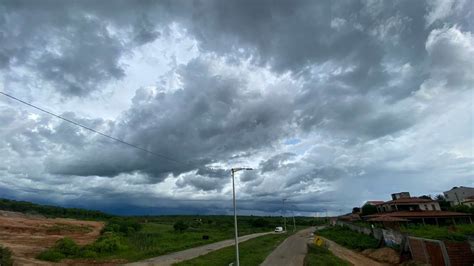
[
  {"xmin": 231, "ymin": 167, "xmax": 253, "ymax": 266},
  {"xmin": 282, "ymin": 198, "xmax": 287, "ymax": 232}
]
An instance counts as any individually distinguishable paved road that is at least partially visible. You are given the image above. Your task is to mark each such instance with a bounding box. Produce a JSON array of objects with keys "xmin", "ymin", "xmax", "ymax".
[
  {"xmin": 126, "ymin": 231, "xmax": 272, "ymax": 266},
  {"xmin": 261, "ymin": 227, "xmax": 315, "ymax": 266},
  {"xmin": 321, "ymin": 237, "xmax": 388, "ymax": 266}
]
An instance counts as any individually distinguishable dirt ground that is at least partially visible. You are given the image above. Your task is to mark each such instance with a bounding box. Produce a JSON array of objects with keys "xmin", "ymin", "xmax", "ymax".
[
  {"xmin": 362, "ymin": 247, "xmax": 400, "ymax": 264},
  {"xmin": 0, "ymin": 210, "xmax": 104, "ymax": 265}
]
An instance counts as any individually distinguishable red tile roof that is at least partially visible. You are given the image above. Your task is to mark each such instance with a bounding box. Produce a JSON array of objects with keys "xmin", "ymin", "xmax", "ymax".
[
  {"xmin": 381, "ymin": 197, "xmax": 435, "ymax": 204},
  {"xmin": 367, "ymin": 211, "xmax": 470, "ymax": 218},
  {"xmin": 366, "ymin": 201, "xmax": 384, "ymax": 205}
]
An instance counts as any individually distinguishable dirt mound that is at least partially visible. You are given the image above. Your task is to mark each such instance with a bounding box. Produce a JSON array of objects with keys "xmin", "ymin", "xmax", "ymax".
[
  {"xmin": 362, "ymin": 247, "xmax": 400, "ymax": 264},
  {"xmin": 0, "ymin": 210, "xmax": 104, "ymax": 265}
]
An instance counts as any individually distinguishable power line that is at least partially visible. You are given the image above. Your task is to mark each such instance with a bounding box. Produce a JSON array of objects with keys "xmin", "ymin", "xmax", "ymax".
[{"xmin": 0, "ymin": 91, "xmax": 183, "ymax": 164}]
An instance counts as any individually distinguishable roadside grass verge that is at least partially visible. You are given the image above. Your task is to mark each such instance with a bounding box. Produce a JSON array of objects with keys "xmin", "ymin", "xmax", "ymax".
[
  {"xmin": 316, "ymin": 226, "xmax": 379, "ymax": 251},
  {"xmin": 400, "ymin": 224, "xmax": 474, "ymax": 242},
  {"xmin": 304, "ymin": 244, "xmax": 350, "ymax": 266},
  {"xmin": 174, "ymin": 233, "xmax": 288, "ymax": 266}
]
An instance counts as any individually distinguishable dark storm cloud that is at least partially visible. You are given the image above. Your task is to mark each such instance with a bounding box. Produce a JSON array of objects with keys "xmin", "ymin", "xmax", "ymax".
[
  {"xmin": 259, "ymin": 153, "xmax": 296, "ymax": 174},
  {"xmin": 43, "ymin": 57, "xmax": 295, "ymax": 180},
  {"xmin": 1, "ymin": 0, "xmax": 472, "ymax": 215}
]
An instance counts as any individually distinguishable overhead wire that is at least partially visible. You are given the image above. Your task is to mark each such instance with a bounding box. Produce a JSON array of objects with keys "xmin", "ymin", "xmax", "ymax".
[{"xmin": 0, "ymin": 91, "xmax": 184, "ymax": 165}]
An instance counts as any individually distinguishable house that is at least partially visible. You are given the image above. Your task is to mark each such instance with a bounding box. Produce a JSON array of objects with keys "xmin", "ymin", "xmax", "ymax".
[
  {"xmin": 364, "ymin": 191, "xmax": 472, "ymax": 226},
  {"xmin": 375, "ymin": 192, "xmax": 441, "ymax": 213},
  {"xmin": 443, "ymin": 186, "xmax": 474, "ymax": 206}
]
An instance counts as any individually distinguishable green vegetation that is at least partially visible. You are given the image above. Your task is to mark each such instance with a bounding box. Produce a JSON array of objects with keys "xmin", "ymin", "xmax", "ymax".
[
  {"xmin": 174, "ymin": 221, "xmax": 189, "ymax": 232},
  {"xmin": 0, "ymin": 198, "xmax": 112, "ymax": 220},
  {"xmin": 450, "ymin": 204, "xmax": 474, "ymax": 214},
  {"xmin": 175, "ymin": 233, "xmax": 288, "ymax": 266},
  {"xmin": 3, "ymin": 197, "xmax": 325, "ymax": 263},
  {"xmin": 37, "ymin": 234, "xmax": 126, "ymax": 262},
  {"xmin": 361, "ymin": 204, "xmax": 378, "ymax": 216},
  {"xmin": 304, "ymin": 244, "xmax": 350, "ymax": 266},
  {"xmin": 0, "ymin": 245, "xmax": 13, "ymax": 266},
  {"xmin": 317, "ymin": 226, "xmax": 379, "ymax": 251},
  {"xmin": 401, "ymin": 224, "xmax": 474, "ymax": 242}
]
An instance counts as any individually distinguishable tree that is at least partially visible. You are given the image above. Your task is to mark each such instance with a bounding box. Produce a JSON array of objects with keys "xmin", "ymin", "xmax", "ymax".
[
  {"xmin": 361, "ymin": 204, "xmax": 378, "ymax": 216},
  {"xmin": 173, "ymin": 221, "xmax": 189, "ymax": 232},
  {"xmin": 352, "ymin": 207, "xmax": 361, "ymax": 214},
  {"xmin": 435, "ymin": 194, "xmax": 451, "ymax": 211}
]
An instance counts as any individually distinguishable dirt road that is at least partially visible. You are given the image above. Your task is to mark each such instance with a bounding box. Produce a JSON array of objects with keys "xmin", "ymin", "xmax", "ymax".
[
  {"xmin": 260, "ymin": 227, "xmax": 315, "ymax": 266},
  {"xmin": 126, "ymin": 231, "xmax": 273, "ymax": 266},
  {"xmin": 322, "ymin": 237, "xmax": 388, "ymax": 266}
]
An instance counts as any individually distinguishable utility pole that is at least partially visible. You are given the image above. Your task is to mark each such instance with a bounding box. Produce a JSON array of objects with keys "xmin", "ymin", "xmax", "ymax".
[
  {"xmin": 292, "ymin": 214, "xmax": 296, "ymax": 232},
  {"xmin": 283, "ymin": 199, "xmax": 286, "ymax": 232},
  {"xmin": 231, "ymin": 167, "xmax": 253, "ymax": 266}
]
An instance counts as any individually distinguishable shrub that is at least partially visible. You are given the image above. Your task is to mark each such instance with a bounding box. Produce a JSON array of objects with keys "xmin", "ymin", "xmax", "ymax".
[
  {"xmin": 37, "ymin": 250, "xmax": 66, "ymax": 262},
  {"xmin": 102, "ymin": 218, "xmax": 142, "ymax": 236},
  {"xmin": 361, "ymin": 204, "xmax": 378, "ymax": 216},
  {"xmin": 0, "ymin": 245, "xmax": 13, "ymax": 266},
  {"xmin": 91, "ymin": 233, "xmax": 126, "ymax": 253},
  {"xmin": 54, "ymin": 237, "xmax": 80, "ymax": 256},
  {"xmin": 174, "ymin": 221, "xmax": 189, "ymax": 232}
]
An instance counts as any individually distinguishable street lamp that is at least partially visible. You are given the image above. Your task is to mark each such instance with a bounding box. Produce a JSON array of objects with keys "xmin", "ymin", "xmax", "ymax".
[{"xmin": 231, "ymin": 167, "xmax": 253, "ymax": 266}]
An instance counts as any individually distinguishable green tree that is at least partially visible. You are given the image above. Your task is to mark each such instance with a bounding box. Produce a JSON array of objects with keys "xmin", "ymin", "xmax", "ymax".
[
  {"xmin": 361, "ymin": 204, "xmax": 378, "ymax": 216},
  {"xmin": 435, "ymin": 194, "xmax": 451, "ymax": 211}
]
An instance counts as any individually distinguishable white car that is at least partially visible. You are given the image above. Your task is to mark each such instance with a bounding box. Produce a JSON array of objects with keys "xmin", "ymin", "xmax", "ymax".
[{"xmin": 274, "ymin": 226, "xmax": 284, "ymax": 232}]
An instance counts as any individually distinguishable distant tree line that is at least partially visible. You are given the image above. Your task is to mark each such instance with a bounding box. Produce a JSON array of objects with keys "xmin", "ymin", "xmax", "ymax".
[{"xmin": 0, "ymin": 198, "xmax": 113, "ymax": 220}]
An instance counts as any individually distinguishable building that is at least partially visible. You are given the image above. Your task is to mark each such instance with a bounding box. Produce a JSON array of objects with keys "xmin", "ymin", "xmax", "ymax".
[
  {"xmin": 443, "ymin": 186, "xmax": 474, "ymax": 206},
  {"xmin": 363, "ymin": 191, "xmax": 472, "ymax": 226},
  {"xmin": 376, "ymin": 192, "xmax": 441, "ymax": 213}
]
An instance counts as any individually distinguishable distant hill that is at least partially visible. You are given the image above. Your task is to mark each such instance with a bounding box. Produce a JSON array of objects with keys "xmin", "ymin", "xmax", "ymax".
[{"xmin": 0, "ymin": 198, "xmax": 113, "ymax": 220}]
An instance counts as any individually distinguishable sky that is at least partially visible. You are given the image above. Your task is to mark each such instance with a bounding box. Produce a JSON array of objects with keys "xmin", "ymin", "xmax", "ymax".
[{"xmin": 0, "ymin": 0, "xmax": 473, "ymax": 216}]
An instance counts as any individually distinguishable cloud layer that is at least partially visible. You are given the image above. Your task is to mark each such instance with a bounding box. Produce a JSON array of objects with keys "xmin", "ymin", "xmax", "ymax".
[{"xmin": 0, "ymin": 0, "xmax": 472, "ymax": 215}]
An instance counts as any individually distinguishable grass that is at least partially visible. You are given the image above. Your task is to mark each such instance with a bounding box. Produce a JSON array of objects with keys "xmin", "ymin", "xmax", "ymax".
[
  {"xmin": 400, "ymin": 224, "xmax": 474, "ymax": 242},
  {"xmin": 304, "ymin": 244, "xmax": 350, "ymax": 266},
  {"xmin": 316, "ymin": 226, "xmax": 379, "ymax": 251},
  {"xmin": 174, "ymin": 233, "xmax": 289, "ymax": 266},
  {"xmin": 37, "ymin": 217, "xmax": 283, "ymax": 262}
]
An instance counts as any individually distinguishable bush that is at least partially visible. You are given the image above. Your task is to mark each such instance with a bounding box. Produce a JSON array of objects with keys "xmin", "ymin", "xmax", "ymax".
[
  {"xmin": 361, "ymin": 204, "xmax": 378, "ymax": 216},
  {"xmin": 91, "ymin": 233, "xmax": 126, "ymax": 253},
  {"xmin": 0, "ymin": 245, "xmax": 13, "ymax": 266},
  {"xmin": 102, "ymin": 218, "xmax": 142, "ymax": 236},
  {"xmin": 37, "ymin": 250, "xmax": 66, "ymax": 262},
  {"xmin": 174, "ymin": 221, "xmax": 189, "ymax": 232},
  {"xmin": 37, "ymin": 233, "xmax": 126, "ymax": 262},
  {"xmin": 54, "ymin": 237, "xmax": 80, "ymax": 256}
]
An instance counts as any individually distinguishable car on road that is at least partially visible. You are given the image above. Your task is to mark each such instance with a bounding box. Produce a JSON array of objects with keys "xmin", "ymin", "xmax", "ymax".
[{"xmin": 274, "ymin": 226, "xmax": 284, "ymax": 232}]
